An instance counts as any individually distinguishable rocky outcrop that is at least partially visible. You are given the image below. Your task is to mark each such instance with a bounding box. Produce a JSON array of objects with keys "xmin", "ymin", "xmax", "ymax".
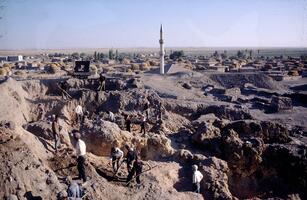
[
  {"xmin": 262, "ymin": 143, "xmax": 307, "ymax": 199},
  {"xmin": 201, "ymin": 157, "xmax": 233, "ymax": 200},
  {"xmin": 191, "ymin": 122, "xmax": 221, "ymax": 153},
  {"xmin": 81, "ymin": 120, "xmax": 134, "ymax": 156},
  {"xmin": 220, "ymin": 129, "xmax": 264, "ymax": 176},
  {"xmin": 164, "ymin": 100, "xmax": 199, "ymax": 117},
  {"xmin": 182, "ymin": 82, "xmax": 192, "ymax": 89},
  {"xmin": 196, "ymin": 105, "xmax": 252, "ymax": 120},
  {"xmin": 176, "ymin": 149, "xmax": 207, "ymax": 163},
  {"xmin": 144, "ymin": 134, "xmax": 175, "ymax": 160},
  {"xmin": 223, "ymin": 120, "xmax": 291, "ymax": 144},
  {"xmin": 209, "ymin": 87, "xmax": 241, "ymax": 102},
  {"xmin": 81, "ymin": 120, "xmax": 175, "ymax": 160},
  {"xmin": 270, "ymin": 96, "xmax": 293, "ymax": 112}
]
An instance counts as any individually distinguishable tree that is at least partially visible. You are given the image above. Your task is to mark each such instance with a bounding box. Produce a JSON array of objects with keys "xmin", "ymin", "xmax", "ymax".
[
  {"xmin": 115, "ymin": 49, "xmax": 119, "ymax": 62},
  {"xmin": 249, "ymin": 50, "xmax": 253, "ymax": 58},
  {"xmin": 80, "ymin": 53, "xmax": 86, "ymax": 58},
  {"xmin": 213, "ymin": 51, "xmax": 219, "ymax": 58},
  {"xmin": 237, "ymin": 50, "xmax": 245, "ymax": 59},
  {"xmin": 118, "ymin": 54, "xmax": 124, "ymax": 63},
  {"xmin": 109, "ymin": 49, "xmax": 115, "ymax": 60},
  {"xmin": 221, "ymin": 50, "xmax": 227, "ymax": 59},
  {"xmin": 94, "ymin": 51, "xmax": 97, "ymax": 60},
  {"xmin": 71, "ymin": 52, "xmax": 79, "ymax": 58},
  {"xmin": 99, "ymin": 53, "xmax": 105, "ymax": 60},
  {"xmin": 300, "ymin": 55, "xmax": 307, "ymax": 61},
  {"xmin": 170, "ymin": 50, "xmax": 184, "ymax": 60}
]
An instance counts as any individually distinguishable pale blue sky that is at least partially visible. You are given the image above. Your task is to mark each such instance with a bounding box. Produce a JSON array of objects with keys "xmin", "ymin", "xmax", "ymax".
[{"xmin": 0, "ymin": 0, "xmax": 306, "ymax": 49}]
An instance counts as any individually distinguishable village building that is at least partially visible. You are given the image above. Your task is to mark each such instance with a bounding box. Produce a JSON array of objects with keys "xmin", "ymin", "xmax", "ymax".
[
  {"xmin": 0, "ymin": 56, "xmax": 8, "ymax": 62},
  {"xmin": 8, "ymin": 55, "xmax": 23, "ymax": 62}
]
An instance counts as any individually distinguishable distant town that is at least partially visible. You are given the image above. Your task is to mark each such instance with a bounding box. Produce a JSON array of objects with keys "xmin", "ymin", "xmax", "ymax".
[{"xmin": 1, "ymin": 47, "xmax": 307, "ymax": 81}]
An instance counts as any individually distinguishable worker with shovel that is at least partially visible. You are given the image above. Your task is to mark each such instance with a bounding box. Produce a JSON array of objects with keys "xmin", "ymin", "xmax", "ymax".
[{"xmin": 110, "ymin": 146, "xmax": 124, "ymax": 173}]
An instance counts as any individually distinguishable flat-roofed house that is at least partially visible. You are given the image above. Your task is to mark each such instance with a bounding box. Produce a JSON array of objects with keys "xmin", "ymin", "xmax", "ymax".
[{"xmin": 8, "ymin": 55, "xmax": 23, "ymax": 62}]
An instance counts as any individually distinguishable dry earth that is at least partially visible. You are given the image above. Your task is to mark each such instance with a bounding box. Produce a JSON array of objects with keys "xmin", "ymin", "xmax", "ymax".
[{"xmin": 0, "ymin": 67, "xmax": 306, "ymax": 200}]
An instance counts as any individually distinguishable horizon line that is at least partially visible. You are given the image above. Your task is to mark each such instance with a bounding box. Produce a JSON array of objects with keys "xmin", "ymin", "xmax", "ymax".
[{"xmin": 1, "ymin": 46, "xmax": 307, "ymax": 52}]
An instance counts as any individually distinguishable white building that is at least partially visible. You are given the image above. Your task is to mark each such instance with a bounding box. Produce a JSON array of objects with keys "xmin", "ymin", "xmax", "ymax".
[{"xmin": 159, "ymin": 24, "xmax": 165, "ymax": 74}]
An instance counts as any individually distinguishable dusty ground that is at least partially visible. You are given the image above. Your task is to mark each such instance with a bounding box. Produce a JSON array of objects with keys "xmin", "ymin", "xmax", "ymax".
[{"xmin": 0, "ymin": 67, "xmax": 306, "ymax": 200}]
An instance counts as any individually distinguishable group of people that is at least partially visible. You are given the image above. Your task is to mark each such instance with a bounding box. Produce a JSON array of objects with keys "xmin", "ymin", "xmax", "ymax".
[
  {"xmin": 110, "ymin": 144, "xmax": 150, "ymax": 186},
  {"xmin": 52, "ymin": 129, "xmax": 87, "ymax": 200},
  {"xmin": 51, "ymin": 80, "xmax": 204, "ymax": 199},
  {"xmin": 51, "ymin": 112, "xmax": 149, "ymax": 199},
  {"xmin": 56, "ymin": 132, "xmax": 150, "ymax": 199},
  {"xmin": 124, "ymin": 100, "xmax": 151, "ymax": 135}
]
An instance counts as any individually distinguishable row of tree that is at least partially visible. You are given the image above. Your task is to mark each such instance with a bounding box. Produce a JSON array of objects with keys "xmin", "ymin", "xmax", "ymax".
[
  {"xmin": 94, "ymin": 49, "xmax": 119, "ymax": 61},
  {"xmin": 212, "ymin": 49, "xmax": 258, "ymax": 59}
]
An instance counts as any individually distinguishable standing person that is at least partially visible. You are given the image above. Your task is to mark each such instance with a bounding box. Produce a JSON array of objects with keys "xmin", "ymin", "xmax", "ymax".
[
  {"xmin": 126, "ymin": 156, "xmax": 144, "ymax": 186},
  {"xmin": 125, "ymin": 115, "xmax": 131, "ymax": 132},
  {"xmin": 75, "ymin": 104, "xmax": 84, "ymax": 124},
  {"xmin": 143, "ymin": 101, "xmax": 150, "ymax": 119},
  {"xmin": 192, "ymin": 165, "xmax": 203, "ymax": 194},
  {"xmin": 107, "ymin": 111, "xmax": 115, "ymax": 122},
  {"xmin": 124, "ymin": 145, "xmax": 137, "ymax": 173},
  {"xmin": 37, "ymin": 103, "xmax": 45, "ymax": 121},
  {"xmin": 97, "ymin": 73, "xmax": 106, "ymax": 91},
  {"xmin": 74, "ymin": 131, "xmax": 87, "ymax": 182},
  {"xmin": 52, "ymin": 114, "xmax": 61, "ymax": 154},
  {"xmin": 58, "ymin": 80, "xmax": 69, "ymax": 100},
  {"xmin": 140, "ymin": 115, "xmax": 146, "ymax": 136},
  {"xmin": 157, "ymin": 101, "xmax": 164, "ymax": 121},
  {"xmin": 110, "ymin": 146, "xmax": 124, "ymax": 173}
]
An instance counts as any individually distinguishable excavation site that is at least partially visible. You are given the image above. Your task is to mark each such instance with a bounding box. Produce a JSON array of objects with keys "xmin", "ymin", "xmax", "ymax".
[{"xmin": 0, "ymin": 65, "xmax": 306, "ymax": 200}]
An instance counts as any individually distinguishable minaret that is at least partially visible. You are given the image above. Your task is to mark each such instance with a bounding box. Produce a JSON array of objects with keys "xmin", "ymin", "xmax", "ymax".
[{"xmin": 159, "ymin": 24, "xmax": 165, "ymax": 74}]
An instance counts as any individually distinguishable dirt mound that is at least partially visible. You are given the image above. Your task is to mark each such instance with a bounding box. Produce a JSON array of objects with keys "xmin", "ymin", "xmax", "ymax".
[
  {"xmin": 0, "ymin": 127, "xmax": 64, "ymax": 199},
  {"xmin": 0, "ymin": 78, "xmax": 31, "ymax": 125},
  {"xmin": 210, "ymin": 73, "xmax": 281, "ymax": 90}
]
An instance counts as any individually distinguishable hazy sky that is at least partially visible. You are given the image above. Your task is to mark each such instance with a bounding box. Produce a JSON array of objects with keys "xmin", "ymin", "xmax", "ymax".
[{"xmin": 0, "ymin": 0, "xmax": 307, "ymax": 49}]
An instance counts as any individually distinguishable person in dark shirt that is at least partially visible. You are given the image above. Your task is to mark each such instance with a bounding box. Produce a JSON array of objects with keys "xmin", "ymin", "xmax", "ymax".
[
  {"xmin": 143, "ymin": 101, "xmax": 150, "ymax": 119},
  {"xmin": 124, "ymin": 144, "xmax": 137, "ymax": 173},
  {"xmin": 52, "ymin": 114, "xmax": 61, "ymax": 154},
  {"xmin": 125, "ymin": 115, "xmax": 132, "ymax": 132},
  {"xmin": 126, "ymin": 156, "xmax": 147, "ymax": 186},
  {"xmin": 98, "ymin": 73, "xmax": 106, "ymax": 91},
  {"xmin": 58, "ymin": 81, "xmax": 69, "ymax": 99}
]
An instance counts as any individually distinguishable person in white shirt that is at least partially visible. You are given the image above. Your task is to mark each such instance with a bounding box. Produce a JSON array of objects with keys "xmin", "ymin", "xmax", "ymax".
[
  {"xmin": 140, "ymin": 115, "xmax": 146, "ymax": 135},
  {"xmin": 110, "ymin": 146, "xmax": 124, "ymax": 173},
  {"xmin": 192, "ymin": 164, "xmax": 203, "ymax": 193},
  {"xmin": 75, "ymin": 105, "xmax": 84, "ymax": 124},
  {"xmin": 107, "ymin": 111, "xmax": 115, "ymax": 122},
  {"xmin": 74, "ymin": 131, "xmax": 87, "ymax": 182}
]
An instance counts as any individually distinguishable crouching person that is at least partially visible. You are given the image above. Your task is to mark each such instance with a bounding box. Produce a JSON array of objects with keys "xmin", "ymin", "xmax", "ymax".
[
  {"xmin": 66, "ymin": 176, "xmax": 84, "ymax": 200},
  {"xmin": 110, "ymin": 146, "xmax": 124, "ymax": 173}
]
